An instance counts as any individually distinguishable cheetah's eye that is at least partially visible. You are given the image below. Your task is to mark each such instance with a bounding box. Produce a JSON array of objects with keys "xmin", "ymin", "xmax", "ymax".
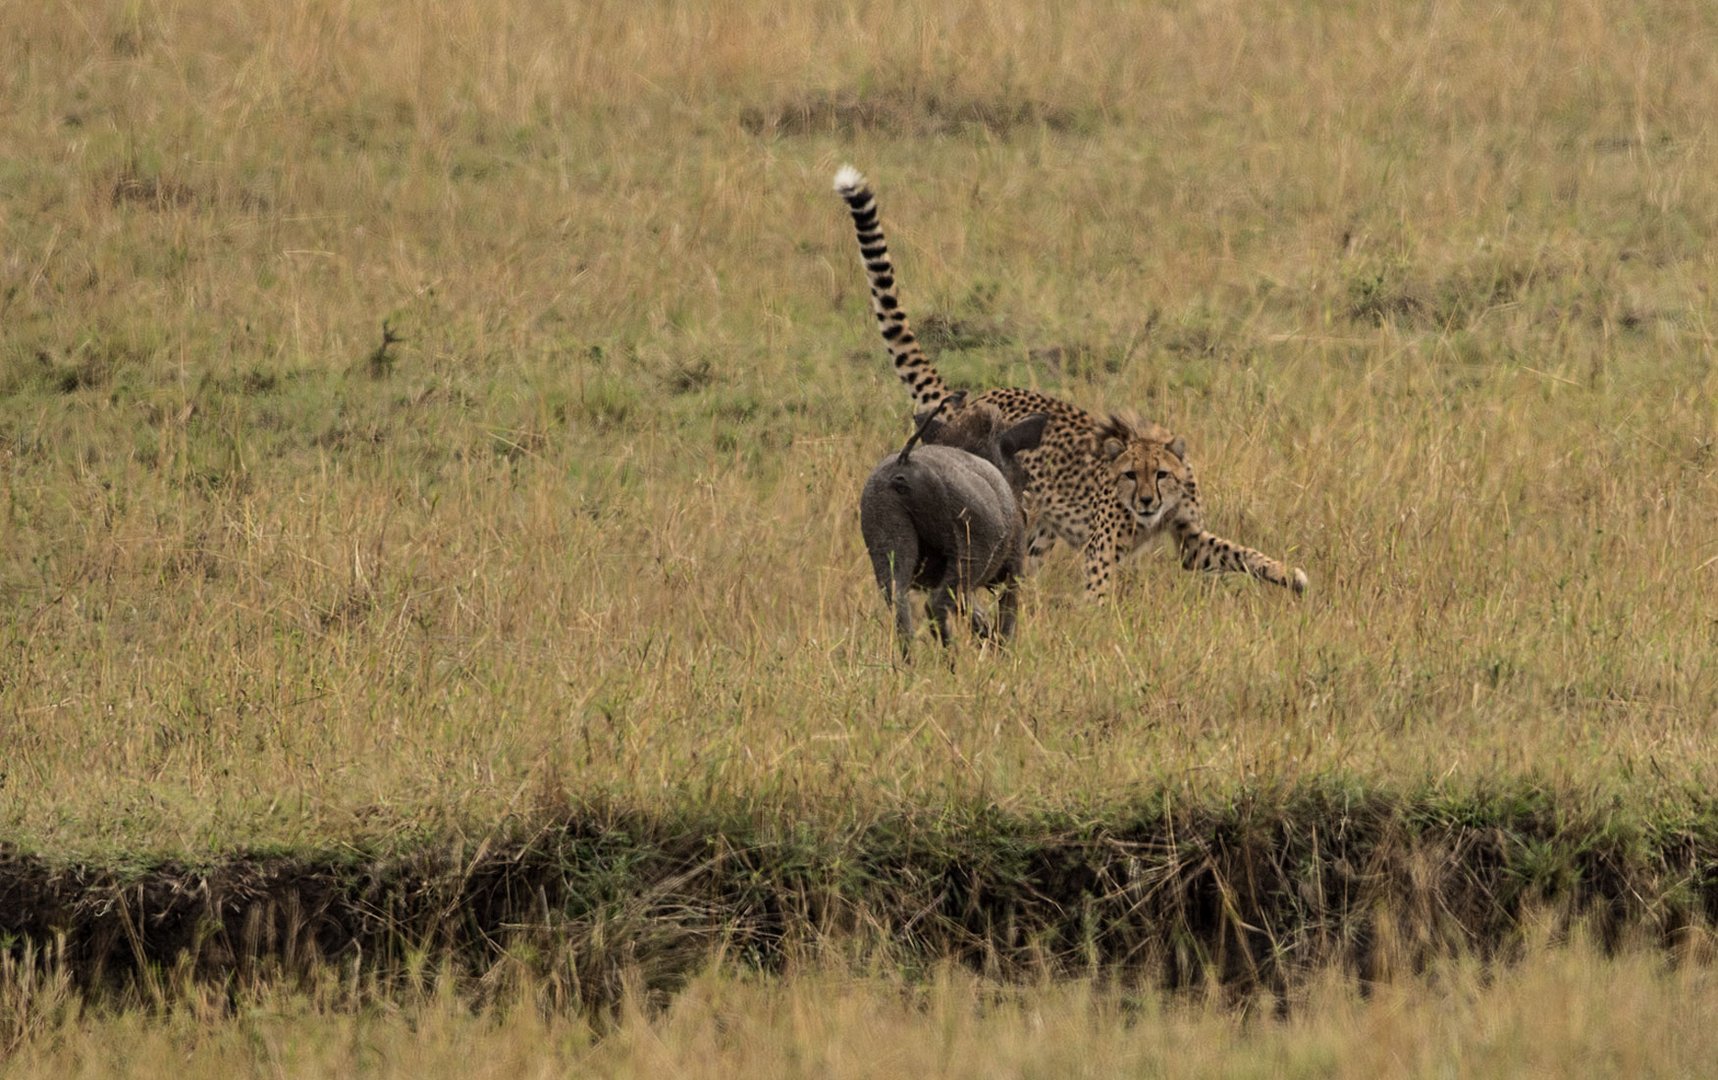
[
  {"xmin": 1155, "ymin": 470, "xmax": 1172, "ymax": 481},
  {"xmin": 1122, "ymin": 469, "xmax": 1137, "ymax": 481}
]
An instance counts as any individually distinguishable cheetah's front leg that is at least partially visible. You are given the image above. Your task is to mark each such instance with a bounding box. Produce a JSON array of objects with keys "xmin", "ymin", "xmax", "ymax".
[
  {"xmin": 1079, "ymin": 513, "xmax": 1128, "ymax": 600},
  {"xmin": 1021, "ymin": 520, "xmax": 1060, "ymax": 576},
  {"xmin": 1176, "ymin": 525, "xmax": 1309, "ymax": 594}
]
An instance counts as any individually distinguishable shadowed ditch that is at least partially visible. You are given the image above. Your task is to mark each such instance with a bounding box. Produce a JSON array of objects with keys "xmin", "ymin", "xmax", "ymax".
[{"xmin": 4, "ymin": 784, "xmax": 1716, "ymax": 1012}]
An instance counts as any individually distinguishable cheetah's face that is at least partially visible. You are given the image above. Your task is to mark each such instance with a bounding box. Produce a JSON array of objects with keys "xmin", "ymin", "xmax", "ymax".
[{"xmin": 1104, "ymin": 429, "xmax": 1190, "ymax": 532}]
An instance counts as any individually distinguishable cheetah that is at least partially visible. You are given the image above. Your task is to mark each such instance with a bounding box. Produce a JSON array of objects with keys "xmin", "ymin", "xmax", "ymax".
[{"xmin": 834, "ymin": 165, "xmax": 1308, "ymax": 599}]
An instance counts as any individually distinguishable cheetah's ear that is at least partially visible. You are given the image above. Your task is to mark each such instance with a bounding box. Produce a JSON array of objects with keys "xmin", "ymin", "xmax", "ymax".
[
  {"xmin": 1168, "ymin": 435, "xmax": 1187, "ymax": 461},
  {"xmin": 1099, "ymin": 413, "xmax": 1137, "ymax": 460}
]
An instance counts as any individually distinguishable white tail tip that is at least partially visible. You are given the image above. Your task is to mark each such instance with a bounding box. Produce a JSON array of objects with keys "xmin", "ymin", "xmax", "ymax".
[
  {"xmin": 1291, "ymin": 568, "xmax": 1309, "ymax": 594},
  {"xmin": 833, "ymin": 164, "xmax": 866, "ymax": 194}
]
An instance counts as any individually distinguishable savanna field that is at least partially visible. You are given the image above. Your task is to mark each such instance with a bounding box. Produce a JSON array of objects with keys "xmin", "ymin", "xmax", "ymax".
[{"xmin": 3, "ymin": 0, "xmax": 1717, "ymax": 1072}]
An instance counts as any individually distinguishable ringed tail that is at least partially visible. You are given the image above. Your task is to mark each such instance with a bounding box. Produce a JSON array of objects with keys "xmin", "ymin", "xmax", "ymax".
[{"xmin": 834, "ymin": 165, "xmax": 952, "ymax": 412}]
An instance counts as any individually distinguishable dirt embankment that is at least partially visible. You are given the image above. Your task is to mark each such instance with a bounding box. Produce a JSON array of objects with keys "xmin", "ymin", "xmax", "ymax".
[{"xmin": 4, "ymin": 789, "xmax": 1715, "ymax": 1008}]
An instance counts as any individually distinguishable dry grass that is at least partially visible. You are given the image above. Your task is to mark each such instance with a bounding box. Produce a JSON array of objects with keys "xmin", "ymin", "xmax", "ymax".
[
  {"xmin": 2, "ymin": 0, "xmax": 1716, "ymax": 862},
  {"xmin": 6, "ymin": 0, "xmax": 1718, "ymax": 1060},
  {"xmin": 5, "ymin": 935, "xmax": 1717, "ymax": 1078}
]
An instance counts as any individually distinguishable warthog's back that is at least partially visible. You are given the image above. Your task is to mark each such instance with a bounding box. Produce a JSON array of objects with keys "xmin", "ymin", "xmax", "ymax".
[{"xmin": 860, "ymin": 445, "xmax": 1021, "ymax": 588}]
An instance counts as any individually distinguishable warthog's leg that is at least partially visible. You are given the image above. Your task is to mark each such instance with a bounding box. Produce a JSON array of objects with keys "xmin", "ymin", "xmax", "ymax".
[
  {"xmin": 867, "ymin": 540, "xmax": 919, "ymax": 656},
  {"xmin": 926, "ymin": 576, "xmax": 962, "ymax": 648},
  {"xmin": 995, "ymin": 578, "xmax": 1019, "ymax": 641}
]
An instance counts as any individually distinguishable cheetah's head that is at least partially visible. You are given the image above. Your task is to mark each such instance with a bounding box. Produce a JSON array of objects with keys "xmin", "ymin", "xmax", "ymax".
[{"xmin": 1099, "ymin": 414, "xmax": 1190, "ymax": 532}]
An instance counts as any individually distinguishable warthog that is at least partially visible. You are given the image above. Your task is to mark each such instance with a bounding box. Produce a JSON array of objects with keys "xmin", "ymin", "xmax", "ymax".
[{"xmin": 860, "ymin": 393, "xmax": 1049, "ymax": 652}]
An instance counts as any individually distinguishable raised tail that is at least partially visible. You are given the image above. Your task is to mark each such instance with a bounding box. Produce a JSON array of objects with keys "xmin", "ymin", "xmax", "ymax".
[
  {"xmin": 834, "ymin": 165, "xmax": 953, "ymax": 412},
  {"xmin": 893, "ymin": 390, "xmax": 964, "ymax": 464}
]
